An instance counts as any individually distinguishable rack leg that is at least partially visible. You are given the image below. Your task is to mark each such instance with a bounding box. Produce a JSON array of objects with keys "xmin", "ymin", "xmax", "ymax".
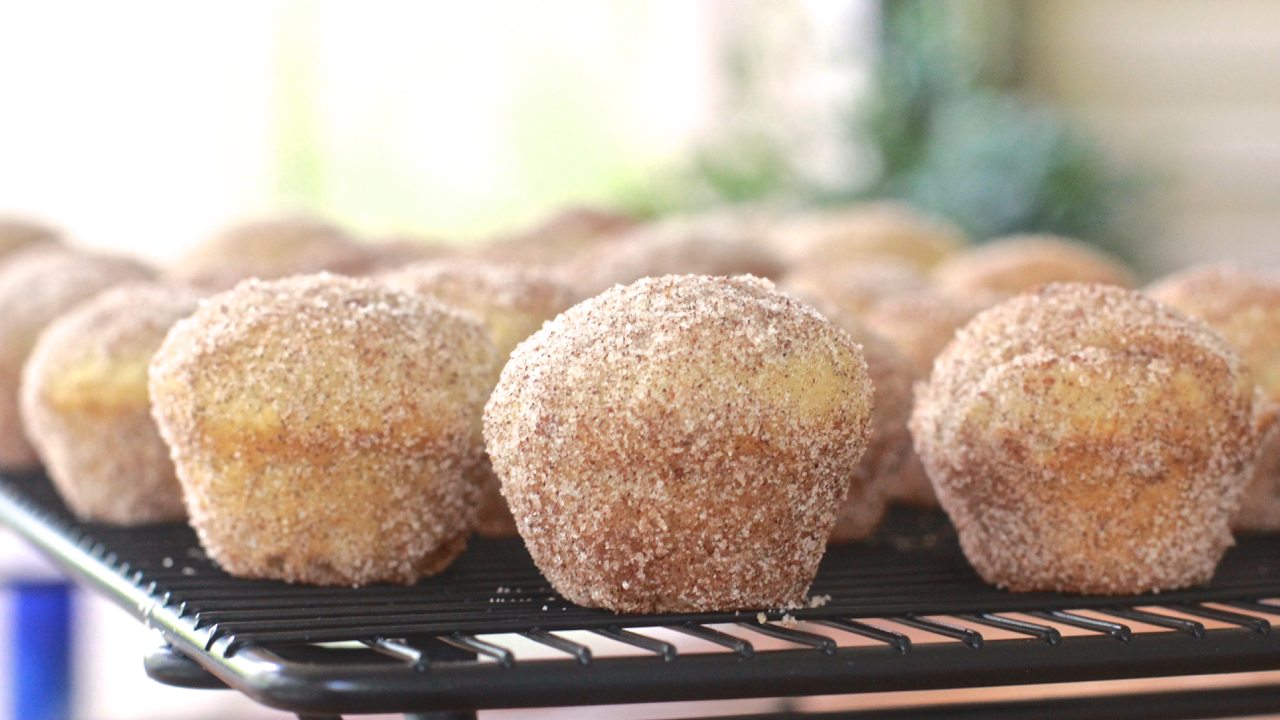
[{"xmin": 399, "ymin": 638, "xmax": 479, "ymax": 720}]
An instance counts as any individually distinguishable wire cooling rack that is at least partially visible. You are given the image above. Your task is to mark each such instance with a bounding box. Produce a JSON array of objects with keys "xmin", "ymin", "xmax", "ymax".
[{"xmin": 5, "ymin": 470, "xmax": 1280, "ymax": 719}]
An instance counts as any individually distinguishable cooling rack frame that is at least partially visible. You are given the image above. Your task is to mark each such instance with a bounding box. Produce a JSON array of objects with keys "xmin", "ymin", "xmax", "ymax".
[{"xmin": 5, "ymin": 470, "xmax": 1280, "ymax": 719}]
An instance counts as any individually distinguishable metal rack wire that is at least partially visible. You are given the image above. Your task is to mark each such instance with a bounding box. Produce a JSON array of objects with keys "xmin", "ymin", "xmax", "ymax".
[{"xmin": 4, "ymin": 469, "xmax": 1280, "ymax": 720}]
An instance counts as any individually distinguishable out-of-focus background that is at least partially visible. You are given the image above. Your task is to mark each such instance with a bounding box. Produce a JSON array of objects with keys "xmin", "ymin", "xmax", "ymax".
[
  {"xmin": 2, "ymin": 1, "xmax": 1280, "ymax": 718},
  {"xmin": 2, "ymin": 0, "xmax": 1279, "ymax": 272}
]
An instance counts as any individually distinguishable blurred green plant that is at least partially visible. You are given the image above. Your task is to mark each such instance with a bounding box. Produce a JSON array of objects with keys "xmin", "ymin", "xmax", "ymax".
[
  {"xmin": 852, "ymin": 0, "xmax": 1145, "ymax": 259},
  {"xmin": 623, "ymin": 0, "xmax": 1147, "ymax": 261}
]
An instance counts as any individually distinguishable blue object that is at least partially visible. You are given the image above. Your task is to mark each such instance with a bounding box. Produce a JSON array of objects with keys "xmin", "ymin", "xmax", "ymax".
[{"xmin": 11, "ymin": 581, "xmax": 72, "ymax": 720}]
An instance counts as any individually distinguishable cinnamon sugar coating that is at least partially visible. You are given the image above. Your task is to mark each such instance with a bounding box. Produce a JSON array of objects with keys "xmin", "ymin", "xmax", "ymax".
[
  {"xmin": 384, "ymin": 258, "xmax": 580, "ymax": 536},
  {"xmin": 911, "ymin": 283, "xmax": 1263, "ymax": 594},
  {"xmin": 21, "ymin": 284, "xmax": 200, "ymax": 524},
  {"xmin": 149, "ymin": 274, "xmax": 499, "ymax": 585},
  {"xmin": 484, "ymin": 275, "xmax": 872, "ymax": 612},
  {"xmin": 0, "ymin": 250, "xmax": 154, "ymax": 469},
  {"xmin": 1148, "ymin": 263, "xmax": 1280, "ymax": 529},
  {"xmin": 168, "ymin": 216, "xmax": 372, "ymax": 291},
  {"xmin": 933, "ymin": 234, "xmax": 1136, "ymax": 302}
]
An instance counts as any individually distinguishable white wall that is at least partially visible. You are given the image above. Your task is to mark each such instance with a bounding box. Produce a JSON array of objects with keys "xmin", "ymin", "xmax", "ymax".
[
  {"xmin": 1024, "ymin": 0, "xmax": 1280, "ymax": 272},
  {"xmin": 0, "ymin": 2, "xmax": 279, "ymax": 263}
]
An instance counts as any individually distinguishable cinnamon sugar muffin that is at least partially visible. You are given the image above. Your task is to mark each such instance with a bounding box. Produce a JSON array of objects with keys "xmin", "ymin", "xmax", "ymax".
[
  {"xmin": 149, "ymin": 274, "xmax": 499, "ymax": 585},
  {"xmin": 1148, "ymin": 263, "xmax": 1280, "ymax": 530},
  {"xmin": 912, "ymin": 283, "xmax": 1263, "ymax": 594},
  {"xmin": 781, "ymin": 260, "xmax": 928, "ymax": 317},
  {"xmin": 21, "ymin": 284, "xmax": 200, "ymax": 523},
  {"xmin": 479, "ymin": 206, "xmax": 637, "ymax": 269},
  {"xmin": 169, "ymin": 216, "xmax": 372, "ymax": 291},
  {"xmin": 859, "ymin": 288, "xmax": 989, "ymax": 507},
  {"xmin": 565, "ymin": 217, "xmax": 786, "ymax": 297},
  {"xmin": 933, "ymin": 234, "xmax": 1136, "ymax": 302},
  {"xmin": 359, "ymin": 237, "xmax": 455, "ymax": 273},
  {"xmin": 860, "ymin": 287, "xmax": 989, "ymax": 379},
  {"xmin": 384, "ymin": 259, "xmax": 579, "ymax": 359},
  {"xmin": 484, "ymin": 274, "xmax": 872, "ymax": 612},
  {"xmin": 0, "ymin": 250, "xmax": 154, "ymax": 470},
  {"xmin": 0, "ymin": 217, "xmax": 62, "ymax": 263},
  {"xmin": 780, "ymin": 274, "xmax": 982, "ymax": 508},
  {"xmin": 384, "ymin": 259, "xmax": 580, "ymax": 536},
  {"xmin": 824, "ymin": 318, "xmax": 914, "ymax": 542},
  {"xmin": 780, "ymin": 202, "xmax": 966, "ymax": 271}
]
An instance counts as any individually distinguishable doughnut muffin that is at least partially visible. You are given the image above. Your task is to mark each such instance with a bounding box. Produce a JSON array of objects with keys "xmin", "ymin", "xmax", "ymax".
[
  {"xmin": 0, "ymin": 250, "xmax": 154, "ymax": 469},
  {"xmin": 169, "ymin": 216, "xmax": 372, "ymax": 291},
  {"xmin": 933, "ymin": 234, "xmax": 1136, "ymax": 302},
  {"xmin": 21, "ymin": 284, "xmax": 200, "ymax": 523},
  {"xmin": 781, "ymin": 260, "xmax": 928, "ymax": 317},
  {"xmin": 479, "ymin": 206, "xmax": 637, "ymax": 269},
  {"xmin": 859, "ymin": 288, "xmax": 989, "ymax": 378},
  {"xmin": 0, "ymin": 218, "xmax": 62, "ymax": 264},
  {"xmin": 383, "ymin": 259, "xmax": 579, "ymax": 536},
  {"xmin": 1148, "ymin": 264, "xmax": 1280, "ymax": 530},
  {"xmin": 359, "ymin": 237, "xmax": 454, "ymax": 273},
  {"xmin": 383, "ymin": 259, "xmax": 579, "ymax": 359},
  {"xmin": 781, "ymin": 272, "xmax": 982, "ymax": 508},
  {"xmin": 781, "ymin": 202, "xmax": 966, "ymax": 271},
  {"xmin": 485, "ymin": 274, "xmax": 872, "ymax": 612},
  {"xmin": 149, "ymin": 274, "xmax": 499, "ymax": 585},
  {"xmin": 824, "ymin": 318, "xmax": 914, "ymax": 541},
  {"xmin": 912, "ymin": 283, "xmax": 1263, "ymax": 594},
  {"xmin": 565, "ymin": 217, "xmax": 786, "ymax": 297},
  {"xmin": 860, "ymin": 288, "xmax": 989, "ymax": 507}
]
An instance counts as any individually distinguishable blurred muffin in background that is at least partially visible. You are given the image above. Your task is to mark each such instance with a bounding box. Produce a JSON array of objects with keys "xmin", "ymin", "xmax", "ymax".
[
  {"xmin": 565, "ymin": 214, "xmax": 785, "ymax": 297},
  {"xmin": 359, "ymin": 236, "xmax": 456, "ymax": 273},
  {"xmin": 478, "ymin": 206, "xmax": 637, "ymax": 269},
  {"xmin": 383, "ymin": 258, "xmax": 579, "ymax": 364},
  {"xmin": 168, "ymin": 215, "xmax": 372, "ymax": 291},
  {"xmin": 1148, "ymin": 263, "xmax": 1280, "ymax": 531},
  {"xmin": 861, "ymin": 287, "xmax": 989, "ymax": 507},
  {"xmin": 0, "ymin": 250, "xmax": 154, "ymax": 470},
  {"xmin": 21, "ymin": 283, "xmax": 201, "ymax": 524},
  {"xmin": 781, "ymin": 259, "xmax": 928, "ymax": 317},
  {"xmin": 860, "ymin": 287, "xmax": 989, "ymax": 379},
  {"xmin": 781, "ymin": 254, "xmax": 983, "ymax": 509},
  {"xmin": 933, "ymin": 234, "xmax": 1136, "ymax": 304},
  {"xmin": 777, "ymin": 202, "xmax": 966, "ymax": 271},
  {"xmin": 819, "ymin": 312, "xmax": 915, "ymax": 542},
  {"xmin": 0, "ymin": 217, "xmax": 63, "ymax": 265},
  {"xmin": 383, "ymin": 258, "xmax": 580, "ymax": 537}
]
